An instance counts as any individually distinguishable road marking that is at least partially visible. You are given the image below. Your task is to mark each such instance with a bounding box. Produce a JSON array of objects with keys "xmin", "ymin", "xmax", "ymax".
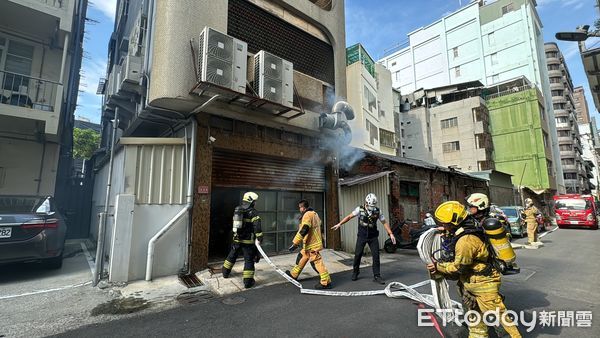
[
  {"xmin": 0, "ymin": 281, "xmax": 92, "ymax": 300},
  {"xmin": 539, "ymin": 226, "xmax": 559, "ymax": 239},
  {"xmin": 81, "ymin": 241, "xmax": 95, "ymax": 276}
]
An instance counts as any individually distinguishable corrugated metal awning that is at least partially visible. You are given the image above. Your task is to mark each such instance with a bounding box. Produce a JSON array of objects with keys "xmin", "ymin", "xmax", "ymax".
[{"xmin": 339, "ymin": 171, "xmax": 394, "ymax": 187}]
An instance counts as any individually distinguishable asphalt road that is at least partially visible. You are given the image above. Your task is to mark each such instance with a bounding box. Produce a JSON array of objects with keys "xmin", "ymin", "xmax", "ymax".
[{"xmin": 49, "ymin": 227, "xmax": 600, "ymax": 337}]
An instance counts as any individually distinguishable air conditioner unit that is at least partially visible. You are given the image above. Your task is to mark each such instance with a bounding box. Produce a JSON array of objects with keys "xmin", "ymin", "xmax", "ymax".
[
  {"xmin": 122, "ymin": 55, "xmax": 142, "ymax": 84},
  {"xmin": 253, "ymin": 50, "xmax": 293, "ymax": 107},
  {"xmin": 198, "ymin": 27, "xmax": 247, "ymax": 94}
]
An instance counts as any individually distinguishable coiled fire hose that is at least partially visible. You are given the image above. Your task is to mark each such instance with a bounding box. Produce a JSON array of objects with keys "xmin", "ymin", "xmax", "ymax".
[{"xmin": 255, "ymin": 237, "xmax": 462, "ymax": 318}]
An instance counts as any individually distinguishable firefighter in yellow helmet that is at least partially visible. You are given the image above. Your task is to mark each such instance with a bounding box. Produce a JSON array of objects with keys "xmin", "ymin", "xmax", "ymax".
[
  {"xmin": 286, "ymin": 199, "xmax": 332, "ymax": 289},
  {"xmin": 426, "ymin": 201, "xmax": 521, "ymax": 338},
  {"xmin": 521, "ymin": 198, "xmax": 541, "ymax": 248},
  {"xmin": 222, "ymin": 192, "xmax": 263, "ymax": 288}
]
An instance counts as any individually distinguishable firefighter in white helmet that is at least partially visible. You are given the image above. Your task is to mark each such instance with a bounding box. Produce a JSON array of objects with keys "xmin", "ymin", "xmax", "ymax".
[
  {"xmin": 521, "ymin": 198, "xmax": 542, "ymax": 248},
  {"xmin": 332, "ymin": 193, "xmax": 396, "ymax": 284},
  {"xmin": 222, "ymin": 192, "xmax": 263, "ymax": 288}
]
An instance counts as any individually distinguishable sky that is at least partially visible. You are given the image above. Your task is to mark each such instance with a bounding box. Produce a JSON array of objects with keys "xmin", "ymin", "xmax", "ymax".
[{"xmin": 75, "ymin": 0, "xmax": 600, "ymax": 124}]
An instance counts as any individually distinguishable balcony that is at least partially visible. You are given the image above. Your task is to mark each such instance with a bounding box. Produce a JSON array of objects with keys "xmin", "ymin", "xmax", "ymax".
[
  {"xmin": 564, "ymin": 178, "xmax": 580, "ymax": 189},
  {"xmin": 558, "ymin": 136, "xmax": 573, "ymax": 144},
  {"xmin": 3, "ymin": 0, "xmax": 72, "ymax": 34},
  {"xmin": 0, "ymin": 70, "xmax": 62, "ymax": 135},
  {"xmin": 562, "ymin": 164, "xmax": 577, "ymax": 172},
  {"xmin": 560, "ymin": 150, "xmax": 575, "ymax": 157}
]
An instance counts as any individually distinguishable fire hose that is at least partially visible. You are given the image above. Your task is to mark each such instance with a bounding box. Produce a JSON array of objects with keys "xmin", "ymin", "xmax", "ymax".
[{"xmin": 255, "ymin": 237, "xmax": 462, "ymax": 318}]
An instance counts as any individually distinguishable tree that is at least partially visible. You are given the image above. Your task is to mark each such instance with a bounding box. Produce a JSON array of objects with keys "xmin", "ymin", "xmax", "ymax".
[{"xmin": 73, "ymin": 128, "xmax": 100, "ymax": 159}]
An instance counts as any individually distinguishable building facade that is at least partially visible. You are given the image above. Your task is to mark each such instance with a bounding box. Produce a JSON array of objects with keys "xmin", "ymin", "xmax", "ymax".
[
  {"xmin": 94, "ymin": 0, "xmax": 349, "ymax": 282},
  {"xmin": 573, "ymin": 86, "xmax": 591, "ymax": 124},
  {"xmin": 400, "ymin": 81, "xmax": 494, "ymax": 172},
  {"xmin": 486, "ymin": 77, "xmax": 556, "ymax": 204},
  {"xmin": 345, "ymin": 44, "xmax": 398, "ymax": 156},
  {"xmin": 379, "ymin": 0, "xmax": 564, "ymax": 192},
  {"xmin": 544, "ymin": 42, "xmax": 586, "ymax": 193},
  {"xmin": 0, "ymin": 0, "xmax": 87, "ymax": 199}
]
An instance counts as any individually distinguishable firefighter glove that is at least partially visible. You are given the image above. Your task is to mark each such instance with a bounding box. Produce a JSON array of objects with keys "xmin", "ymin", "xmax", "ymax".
[{"xmin": 288, "ymin": 244, "xmax": 299, "ymax": 252}]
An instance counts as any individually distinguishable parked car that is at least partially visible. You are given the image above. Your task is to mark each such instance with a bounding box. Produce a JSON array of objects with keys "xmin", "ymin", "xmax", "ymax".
[
  {"xmin": 498, "ymin": 206, "xmax": 526, "ymax": 237},
  {"xmin": 0, "ymin": 196, "xmax": 67, "ymax": 269}
]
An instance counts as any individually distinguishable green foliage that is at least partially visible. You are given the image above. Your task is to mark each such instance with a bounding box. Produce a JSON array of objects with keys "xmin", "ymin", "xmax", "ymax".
[{"xmin": 73, "ymin": 128, "xmax": 100, "ymax": 159}]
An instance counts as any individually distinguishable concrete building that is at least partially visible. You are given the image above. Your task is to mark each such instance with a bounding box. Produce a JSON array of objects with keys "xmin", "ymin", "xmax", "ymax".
[
  {"xmin": 545, "ymin": 42, "xmax": 586, "ymax": 193},
  {"xmin": 486, "ymin": 77, "xmax": 556, "ymax": 205},
  {"xmin": 579, "ymin": 120, "xmax": 600, "ymax": 195},
  {"xmin": 0, "ymin": 0, "xmax": 87, "ymax": 199},
  {"xmin": 573, "ymin": 86, "xmax": 591, "ymax": 124},
  {"xmin": 345, "ymin": 43, "xmax": 398, "ymax": 156},
  {"xmin": 399, "ymin": 81, "xmax": 494, "ymax": 172},
  {"xmin": 93, "ymin": 0, "xmax": 349, "ymax": 282},
  {"xmin": 379, "ymin": 0, "xmax": 565, "ymax": 193}
]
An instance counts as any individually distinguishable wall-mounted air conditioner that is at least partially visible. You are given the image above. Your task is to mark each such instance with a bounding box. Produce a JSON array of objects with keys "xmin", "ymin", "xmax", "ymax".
[
  {"xmin": 253, "ymin": 50, "xmax": 293, "ymax": 107},
  {"xmin": 198, "ymin": 27, "xmax": 247, "ymax": 94}
]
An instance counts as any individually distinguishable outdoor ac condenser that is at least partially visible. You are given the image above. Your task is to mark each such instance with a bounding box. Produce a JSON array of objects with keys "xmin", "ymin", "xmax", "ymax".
[
  {"xmin": 253, "ymin": 50, "xmax": 293, "ymax": 107},
  {"xmin": 198, "ymin": 27, "xmax": 247, "ymax": 94}
]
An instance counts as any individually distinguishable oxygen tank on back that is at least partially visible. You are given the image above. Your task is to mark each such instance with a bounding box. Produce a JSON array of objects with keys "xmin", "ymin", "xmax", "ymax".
[
  {"xmin": 232, "ymin": 206, "xmax": 244, "ymax": 234},
  {"xmin": 481, "ymin": 217, "xmax": 516, "ymax": 265}
]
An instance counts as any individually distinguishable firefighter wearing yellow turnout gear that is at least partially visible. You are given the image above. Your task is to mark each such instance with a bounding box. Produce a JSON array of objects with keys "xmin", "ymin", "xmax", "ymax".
[
  {"xmin": 522, "ymin": 198, "xmax": 540, "ymax": 246},
  {"xmin": 286, "ymin": 199, "xmax": 332, "ymax": 289},
  {"xmin": 428, "ymin": 201, "xmax": 521, "ymax": 338}
]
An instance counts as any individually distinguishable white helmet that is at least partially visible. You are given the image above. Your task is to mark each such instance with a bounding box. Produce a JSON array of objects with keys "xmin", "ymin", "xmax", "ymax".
[
  {"xmin": 425, "ymin": 213, "xmax": 432, "ymax": 218},
  {"xmin": 365, "ymin": 193, "xmax": 377, "ymax": 208},
  {"xmin": 525, "ymin": 198, "xmax": 533, "ymax": 207},
  {"xmin": 466, "ymin": 193, "xmax": 489, "ymax": 211},
  {"xmin": 242, "ymin": 192, "xmax": 259, "ymax": 204}
]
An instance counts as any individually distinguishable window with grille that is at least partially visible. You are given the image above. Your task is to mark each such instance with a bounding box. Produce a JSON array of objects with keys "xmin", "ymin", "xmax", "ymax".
[
  {"xmin": 453, "ymin": 47, "xmax": 459, "ymax": 58},
  {"xmin": 442, "ymin": 141, "xmax": 460, "ymax": 153},
  {"xmin": 502, "ymin": 3, "xmax": 514, "ymax": 15},
  {"xmin": 548, "ymin": 64, "xmax": 560, "ymax": 71},
  {"xmin": 365, "ymin": 119, "xmax": 378, "ymax": 145},
  {"xmin": 441, "ymin": 117, "xmax": 458, "ymax": 129},
  {"xmin": 380, "ymin": 129, "xmax": 395, "ymax": 148},
  {"xmin": 478, "ymin": 160, "xmax": 494, "ymax": 171},
  {"xmin": 400, "ymin": 181, "xmax": 419, "ymax": 197},
  {"xmin": 490, "ymin": 53, "xmax": 498, "ymax": 65},
  {"xmin": 455, "ymin": 66, "xmax": 461, "ymax": 77},
  {"xmin": 1, "ymin": 39, "xmax": 34, "ymax": 91},
  {"xmin": 364, "ymin": 85, "xmax": 377, "ymax": 113}
]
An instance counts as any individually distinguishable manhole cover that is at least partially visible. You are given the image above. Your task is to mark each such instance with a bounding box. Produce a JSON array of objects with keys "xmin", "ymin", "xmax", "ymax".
[
  {"xmin": 176, "ymin": 291, "xmax": 213, "ymax": 305},
  {"xmin": 222, "ymin": 296, "xmax": 246, "ymax": 305}
]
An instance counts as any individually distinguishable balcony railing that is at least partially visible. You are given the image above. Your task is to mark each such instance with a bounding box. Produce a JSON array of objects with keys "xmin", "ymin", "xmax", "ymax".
[
  {"xmin": 0, "ymin": 70, "xmax": 59, "ymax": 112},
  {"xmin": 37, "ymin": 0, "xmax": 64, "ymax": 8}
]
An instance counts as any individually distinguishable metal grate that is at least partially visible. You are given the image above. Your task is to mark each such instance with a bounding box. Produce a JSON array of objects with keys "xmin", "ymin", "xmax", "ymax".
[
  {"xmin": 228, "ymin": 0, "xmax": 335, "ymax": 85},
  {"xmin": 178, "ymin": 273, "xmax": 204, "ymax": 288}
]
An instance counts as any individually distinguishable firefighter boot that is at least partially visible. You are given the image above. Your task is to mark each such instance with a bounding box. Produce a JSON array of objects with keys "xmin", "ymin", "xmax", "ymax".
[
  {"xmin": 244, "ymin": 278, "xmax": 255, "ymax": 289},
  {"xmin": 314, "ymin": 282, "xmax": 332, "ymax": 290},
  {"xmin": 222, "ymin": 268, "xmax": 231, "ymax": 278}
]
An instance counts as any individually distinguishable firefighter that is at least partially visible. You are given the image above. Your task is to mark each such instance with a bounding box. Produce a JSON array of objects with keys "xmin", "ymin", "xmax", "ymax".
[
  {"xmin": 332, "ymin": 193, "xmax": 396, "ymax": 284},
  {"xmin": 521, "ymin": 198, "xmax": 541, "ymax": 247},
  {"xmin": 222, "ymin": 192, "xmax": 263, "ymax": 289},
  {"xmin": 286, "ymin": 199, "xmax": 332, "ymax": 289},
  {"xmin": 427, "ymin": 201, "xmax": 522, "ymax": 338}
]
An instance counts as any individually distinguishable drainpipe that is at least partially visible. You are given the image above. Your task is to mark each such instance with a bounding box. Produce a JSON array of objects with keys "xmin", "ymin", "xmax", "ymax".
[
  {"xmin": 93, "ymin": 107, "xmax": 119, "ymax": 286},
  {"xmin": 145, "ymin": 95, "xmax": 219, "ymax": 281}
]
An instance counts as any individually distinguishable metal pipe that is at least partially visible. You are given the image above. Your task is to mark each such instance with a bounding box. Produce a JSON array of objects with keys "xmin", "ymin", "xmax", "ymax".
[
  {"xmin": 59, "ymin": 33, "xmax": 69, "ymax": 84},
  {"xmin": 93, "ymin": 107, "xmax": 119, "ymax": 286},
  {"xmin": 36, "ymin": 140, "xmax": 46, "ymax": 195},
  {"xmin": 148, "ymin": 145, "xmax": 155, "ymax": 203},
  {"xmin": 145, "ymin": 95, "xmax": 218, "ymax": 281}
]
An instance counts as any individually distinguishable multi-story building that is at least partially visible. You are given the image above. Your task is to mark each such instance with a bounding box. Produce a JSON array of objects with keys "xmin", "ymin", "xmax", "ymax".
[
  {"xmin": 0, "ymin": 0, "xmax": 87, "ymax": 200},
  {"xmin": 579, "ymin": 119, "xmax": 600, "ymax": 196},
  {"xmin": 486, "ymin": 77, "xmax": 556, "ymax": 204},
  {"xmin": 345, "ymin": 43, "xmax": 398, "ymax": 156},
  {"xmin": 545, "ymin": 42, "xmax": 586, "ymax": 193},
  {"xmin": 399, "ymin": 81, "xmax": 494, "ymax": 172},
  {"xmin": 379, "ymin": 0, "xmax": 564, "ymax": 192},
  {"xmin": 573, "ymin": 86, "xmax": 591, "ymax": 124},
  {"xmin": 93, "ymin": 0, "xmax": 348, "ymax": 282}
]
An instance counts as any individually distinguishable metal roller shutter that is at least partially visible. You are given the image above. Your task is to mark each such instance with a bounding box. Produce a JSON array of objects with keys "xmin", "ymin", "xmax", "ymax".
[{"xmin": 212, "ymin": 150, "xmax": 325, "ymax": 192}]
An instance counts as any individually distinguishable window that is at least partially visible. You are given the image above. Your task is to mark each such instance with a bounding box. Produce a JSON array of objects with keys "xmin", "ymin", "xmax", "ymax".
[
  {"xmin": 441, "ymin": 117, "xmax": 458, "ymax": 129},
  {"xmin": 453, "ymin": 47, "xmax": 459, "ymax": 58},
  {"xmin": 400, "ymin": 181, "xmax": 420, "ymax": 198},
  {"xmin": 476, "ymin": 133, "xmax": 488, "ymax": 149},
  {"xmin": 558, "ymin": 130, "xmax": 570, "ymax": 137},
  {"xmin": 551, "ymin": 90, "xmax": 564, "ymax": 97},
  {"xmin": 490, "ymin": 53, "xmax": 498, "ymax": 66},
  {"xmin": 478, "ymin": 160, "xmax": 494, "ymax": 171},
  {"xmin": 1, "ymin": 39, "xmax": 34, "ymax": 91},
  {"xmin": 561, "ymin": 158, "xmax": 575, "ymax": 165},
  {"xmin": 559, "ymin": 144, "xmax": 572, "ymax": 151},
  {"xmin": 391, "ymin": 61, "xmax": 397, "ymax": 66},
  {"xmin": 502, "ymin": 3, "xmax": 514, "ymax": 15},
  {"xmin": 442, "ymin": 141, "xmax": 460, "ymax": 153},
  {"xmin": 492, "ymin": 74, "xmax": 499, "ymax": 83},
  {"xmin": 401, "ymin": 129, "xmax": 405, "ymax": 138},
  {"xmin": 455, "ymin": 66, "xmax": 461, "ymax": 77},
  {"xmin": 363, "ymin": 85, "xmax": 377, "ymax": 113},
  {"xmin": 556, "ymin": 116, "xmax": 569, "ymax": 123},
  {"xmin": 487, "ymin": 32, "xmax": 495, "ymax": 45},
  {"xmin": 564, "ymin": 173, "xmax": 577, "ymax": 179},
  {"xmin": 380, "ymin": 129, "xmax": 395, "ymax": 148},
  {"xmin": 365, "ymin": 119, "xmax": 378, "ymax": 145},
  {"xmin": 547, "ymin": 160, "xmax": 553, "ymax": 177},
  {"xmin": 543, "ymin": 131, "xmax": 549, "ymax": 147},
  {"xmin": 539, "ymin": 104, "xmax": 545, "ymax": 121},
  {"xmin": 549, "ymin": 77, "xmax": 562, "ymax": 84},
  {"xmin": 554, "ymin": 103, "xmax": 566, "ymax": 110},
  {"xmin": 546, "ymin": 51, "xmax": 558, "ymax": 59},
  {"xmin": 548, "ymin": 64, "xmax": 560, "ymax": 71}
]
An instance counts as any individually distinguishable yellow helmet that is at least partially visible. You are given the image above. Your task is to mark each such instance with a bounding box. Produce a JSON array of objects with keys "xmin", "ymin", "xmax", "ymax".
[
  {"xmin": 242, "ymin": 192, "xmax": 259, "ymax": 203},
  {"xmin": 434, "ymin": 201, "xmax": 468, "ymax": 226}
]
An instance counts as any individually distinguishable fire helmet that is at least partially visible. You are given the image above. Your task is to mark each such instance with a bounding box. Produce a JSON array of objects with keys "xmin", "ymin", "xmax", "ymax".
[
  {"xmin": 524, "ymin": 198, "xmax": 533, "ymax": 207},
  {"xmin": 434, "ymin": 201, "xmax": 468, "ymax": 226},
  {"xmin": 242, "ymin": 192, "xmax": 259, "ymax": 204},
  {"xmin": 466, "ymin": 193, "xmax": 489, "ymax": 211},
  {"xmin": 365, "ymin": 193, "xmax": 377, "ymax": 208}
]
